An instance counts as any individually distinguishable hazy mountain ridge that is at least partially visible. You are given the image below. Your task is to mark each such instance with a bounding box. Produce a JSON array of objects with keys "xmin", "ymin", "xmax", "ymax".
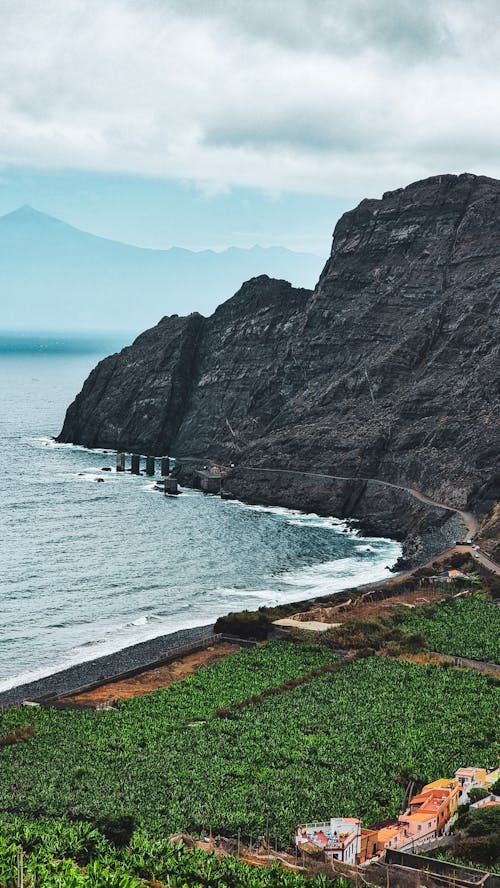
[
  {"xmin": 0, "ymin": 205, "xmax": 322, "ymax": 332},
  {"xmin": 58, "ymin": 173, "xmax": 500, "ymax": 545}
]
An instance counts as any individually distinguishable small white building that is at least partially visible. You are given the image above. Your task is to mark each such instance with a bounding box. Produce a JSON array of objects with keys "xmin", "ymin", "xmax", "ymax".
[
  {"xmin": 427, "ymin": 570, "xmax": 468, "ymax": 585},
  {"xmin": 470, "ymin": 794, "xmax": 500, "ymax": 810},
  {"xmin": 454, "ymin": 764, "xmax": 500, "ymax": 801},
  {"xmin": 455, "ymin": 767, "xmax": 487, "ymax": 794},
  {"xmin": 296, "ymin": 817, "xmax": 361, "ymax": 865}
]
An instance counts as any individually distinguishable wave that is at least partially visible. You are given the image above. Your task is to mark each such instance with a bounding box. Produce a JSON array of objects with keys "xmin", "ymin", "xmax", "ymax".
[
  {"xmin": 2, "ymin": 438, "xmax": 401, "ymax": 693},
  {"xmin": 0, "ymin": 536, "xmax": 400, "ymax": 693},
  {"xmin": 33, "ymin": 437, "xmax": 116, "ymax": 455},
  {"xmin": 225, "ymin": 499, "xmax": 358, "ymax": 534},
  {"xmin": 278, "ymin": 548, "xmax": 400, "ymax": 597},
  {"xmin": 207, "ymin": 537, "xmax": 400, "ymax": 608},
  {"xmin": 32, "ymin": 437, "xmax": 172, "ymax": 461},
  {"xmin": 217, "ymin": 586, "xmax": 293, "ymax": 604},
  {"xmin": 0, "ymin": 613, "xmax": 213, "ymax": 694},
  {"xmin": 75, "ymin": 473, "xmax": 115, "ymax": 484}
]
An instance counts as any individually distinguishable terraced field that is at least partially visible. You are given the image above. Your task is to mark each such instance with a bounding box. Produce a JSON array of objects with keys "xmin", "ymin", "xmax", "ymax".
[
  {"xmin": 0, "ymin": 817, "xmax": 334, "ymax": 888},
  {"xmin": 0, "ymin": 642, "xmax": 498, "ymax": 848},
  {"xmin": 397, "ymin": 596, "xmax": 500, "ymax": 664}
]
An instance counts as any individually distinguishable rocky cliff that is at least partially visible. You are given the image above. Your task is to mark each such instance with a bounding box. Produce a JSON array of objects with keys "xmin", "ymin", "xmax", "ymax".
[{"xmin": 58, "ymin": 173, "xmax": 500, "ymax": 548}]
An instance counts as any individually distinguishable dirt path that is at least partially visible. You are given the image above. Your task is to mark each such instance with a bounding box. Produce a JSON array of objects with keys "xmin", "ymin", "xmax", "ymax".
[
  {"xmin": 404, "ymin": 487, "xmax": 478, "ymax": 538},
  {"xmin": 398, "ymin": 650, "xmax": 500, "ymax": 678},
  {"xmin": 237, "ymin": 465, "xmax": 477, "ymax": 538},
  {"xmin": 287, "ymin": 587, "xmax": 447, "ymax": 627},
  {"xmin": 64, "ymin": 643, "xmax": 239, "ymax": 705}
]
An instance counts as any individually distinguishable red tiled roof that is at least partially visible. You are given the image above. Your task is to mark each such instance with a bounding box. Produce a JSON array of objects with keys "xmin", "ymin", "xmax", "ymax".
[{"xmin": 314, "ymin": 831, "xmax": 329, "ymax": 845}]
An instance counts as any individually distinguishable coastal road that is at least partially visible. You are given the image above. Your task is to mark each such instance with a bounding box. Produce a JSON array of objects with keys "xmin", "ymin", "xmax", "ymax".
[
  {"xmin": 234, "ymin": 465, "xmax": 476, "ymax": 537},
  {"xmin": 230, "ymin": 465, "xmax": 499, "ymax": 575},
  {"xmin": 463, "ymin": 546, "xmax": 500, "ymax": 576}
]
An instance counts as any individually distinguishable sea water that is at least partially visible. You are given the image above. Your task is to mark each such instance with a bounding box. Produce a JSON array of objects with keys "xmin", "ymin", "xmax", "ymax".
[{"xmin": 0, "ymin": 335, "xmax": 401, "ymax": 690}]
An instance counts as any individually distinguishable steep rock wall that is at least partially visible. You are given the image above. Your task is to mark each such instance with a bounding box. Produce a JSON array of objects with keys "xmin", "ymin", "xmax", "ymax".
[{"xmin": 58, "ymin": 173, "xmax": 500, "ymax": 532}]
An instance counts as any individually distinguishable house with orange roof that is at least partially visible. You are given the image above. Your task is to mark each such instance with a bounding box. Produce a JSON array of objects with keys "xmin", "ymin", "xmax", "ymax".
[
  {"xmin": 298, "ymin": 767, "xmax": 498, "ymax": 865},
  {"xmin": 428, "ymin": 569, "xmax": 469, "ymax": 585},
  {"xmin": 371, "ymin": 778, "xmax": 460, "ymax": 854},
  {"xmin": 359, "ymin": 828, "xmax": 378, "ymax": 864},
  {"xmin": 410, "ymin": 779, "xmax": 460, "ymax": 820},
  {"xmin": 455, "ymin": 761, "xmax": 500, "ymax": 799}
]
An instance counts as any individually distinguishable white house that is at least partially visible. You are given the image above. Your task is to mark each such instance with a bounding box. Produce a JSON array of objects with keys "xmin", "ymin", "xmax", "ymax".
[{"xmin": 295, "ymin": 817, "xmax": 361, "ymax": 865}]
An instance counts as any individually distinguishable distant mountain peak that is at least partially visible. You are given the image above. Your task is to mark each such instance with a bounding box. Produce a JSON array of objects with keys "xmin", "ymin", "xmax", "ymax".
[
  {"xmin": 0, "ymin": 203, "xmax": 323, "ymax": 331},
  {"xmin": 0, "ymin": 204, "xmax": 65, "ymax": 226}
]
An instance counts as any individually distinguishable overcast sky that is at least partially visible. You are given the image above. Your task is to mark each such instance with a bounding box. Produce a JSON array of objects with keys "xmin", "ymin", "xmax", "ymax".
[{"xmin": 1, "ymin": 0, "xmax": 499, "ymax": 251}]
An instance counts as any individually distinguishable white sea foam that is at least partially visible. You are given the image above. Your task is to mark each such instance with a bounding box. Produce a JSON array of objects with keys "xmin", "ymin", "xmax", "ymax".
[
  {"xmin": 33, "ymin": 437, "xmax": 116, "ymax": 456},
  {"xmin": 33, "ymin": 437, "xmax": 173, "ymax": 462},
  {"xmin": 2, "ymin": 431, "xmax": 400, "ymax": 693},
  {"xmin": 76, "ymin": 473, "xmax": 109, "ymax": 483},
  {"xmin": 278, "ymin": 549, "xmax": 400, "ymax": 597},
  {"xmin": 218, "ymin": 587, "xmax": 292, "ymax": 603},
  {"xmin": 287, "ymin": 518, "xmax": 354, "ymax": 533},
  {"xmin": 0, "ymin": 534, "xmax": 399, "ymax": 692},
  {"xmin": 0, "ymin": 614, "xmax": 212, "ymax": 694},
  {"xmin": 130, "ymin": 616, "xmax": 148, "ymax": 626},
  {"xmin": 226, "ymin": 500, "xmax": 302, "ymax": 518},
  {"xmin": 226, "ymin": 499, "xmax": 358, "ymax": 534}
]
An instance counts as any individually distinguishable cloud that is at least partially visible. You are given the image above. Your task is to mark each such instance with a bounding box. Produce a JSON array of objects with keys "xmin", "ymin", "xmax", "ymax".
[{"xmin": 0, "ymin": 0, "xmax": 499, "ymax": 197}]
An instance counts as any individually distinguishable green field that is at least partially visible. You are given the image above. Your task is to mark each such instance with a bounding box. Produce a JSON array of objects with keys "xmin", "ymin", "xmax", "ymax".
[
  {"xmin": 0, "ymin": 817, "xmax": 337, "ymax": 888},
  {"xmin": 0, "ymin": 642, "xmax": 498, "ymax": 850},
  {"xmin": 396, "ymin": 595, "xmax": 500, "ymax": 664}
]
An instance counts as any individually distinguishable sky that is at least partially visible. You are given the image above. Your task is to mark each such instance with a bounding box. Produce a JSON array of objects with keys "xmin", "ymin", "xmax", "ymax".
[{"xmin": 0, "ymin": 0, "xmax": 499, "ymax": 253}]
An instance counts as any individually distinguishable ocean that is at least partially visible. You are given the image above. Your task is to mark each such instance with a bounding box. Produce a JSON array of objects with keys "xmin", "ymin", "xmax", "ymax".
[{"xmin": 0, "ymin": 334, "xmax": 401, "ymax": 691}]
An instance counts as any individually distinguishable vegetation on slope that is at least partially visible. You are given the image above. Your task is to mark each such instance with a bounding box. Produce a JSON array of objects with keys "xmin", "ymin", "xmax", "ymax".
[
  {"xmin": 0, "ymin": 645, "xmax": 498, "ymax": 847},
  {"xmin": 318, "ymin": 618, "xmax": 427, "ymax": 656},
  {"xmin": 0, "ymin": 816, "xmax": 337, "ymax": 888},
  {"xmin": 427, "ymin": 806, "xmax": 500, "ymax": 873},
  {"xmin": 452, "ymin": 805, "xmax": 500, "ymax": 869},
  {"xmin": 396, "ymin": 595, "xmax": 500, "ymax": 664}
]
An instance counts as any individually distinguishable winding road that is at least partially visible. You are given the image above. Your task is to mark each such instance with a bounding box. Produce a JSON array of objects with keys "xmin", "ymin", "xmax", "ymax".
[{"xmin": 230, "ymin": 464, "xmax": 500, "ymax": 576}]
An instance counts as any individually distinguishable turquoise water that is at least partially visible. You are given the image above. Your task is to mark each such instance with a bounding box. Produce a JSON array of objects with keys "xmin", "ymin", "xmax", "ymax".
[{"xmin": 0, "ymin": 337, "xmax": 401, "ymax": 689}]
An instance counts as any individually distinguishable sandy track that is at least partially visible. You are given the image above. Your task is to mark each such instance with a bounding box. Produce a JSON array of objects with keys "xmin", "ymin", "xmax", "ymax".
[{"xmin": 64, "ymin": 643, "xmax": 239, "ymax": 705}]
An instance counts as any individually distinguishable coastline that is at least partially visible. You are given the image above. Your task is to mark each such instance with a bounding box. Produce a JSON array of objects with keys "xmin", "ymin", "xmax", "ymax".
[
  {"xmin": 176, "ymin": 462, "xmax": 465, "ymax": 569},
  {"xmin": 0, "ymin": 449, "xmax": 466, "ymax": 713},
  {"xmin": 0, "ymin": 623, "xmax": 214, "ymax": 710},
  {"xmin": 0, "ymin": 444, "xmax": 406, "ymax": 712}
]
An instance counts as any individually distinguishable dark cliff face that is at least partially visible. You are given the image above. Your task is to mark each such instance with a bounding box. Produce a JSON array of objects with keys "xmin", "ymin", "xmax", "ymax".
[
  {"xmin": 58, "ymin": 276, "xmax": 312, "ymax": 456},
  {"xmin": 58, "ymin": 173, "xmax": 500, "ymax": 528},
  {"xmin": 60, "ymin": 312, "xmax": 205, "ymax": 452},
  {"xmin": 173, "ymin": 277, "xmax": 311, "ymax": 456}
]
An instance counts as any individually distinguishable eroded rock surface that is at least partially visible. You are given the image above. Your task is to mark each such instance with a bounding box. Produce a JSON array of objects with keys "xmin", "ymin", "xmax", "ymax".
[{"xmin": 58, "ymin": 173, "xmax": 500, "ymax": 539}]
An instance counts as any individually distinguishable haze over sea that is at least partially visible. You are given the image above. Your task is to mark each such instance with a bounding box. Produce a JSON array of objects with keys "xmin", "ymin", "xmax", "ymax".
[{"xmin": 0, "ymin": 334, "xmax": 401, "ymax": 691}]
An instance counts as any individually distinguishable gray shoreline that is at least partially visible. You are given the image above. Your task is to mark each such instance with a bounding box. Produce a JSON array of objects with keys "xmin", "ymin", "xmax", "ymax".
[
  {"xmin": 0, "ymin": 473, "xmax": 457, "ymax": 713},
  {"xmin": 0, "ymin": 623, "xmax": 214, "ymax": 710}
]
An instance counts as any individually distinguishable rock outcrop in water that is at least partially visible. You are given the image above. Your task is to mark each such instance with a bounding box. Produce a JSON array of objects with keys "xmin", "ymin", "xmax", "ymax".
[{"xmin": 58, "ymin": 173, "xmax": 500, "ymax": 546}]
